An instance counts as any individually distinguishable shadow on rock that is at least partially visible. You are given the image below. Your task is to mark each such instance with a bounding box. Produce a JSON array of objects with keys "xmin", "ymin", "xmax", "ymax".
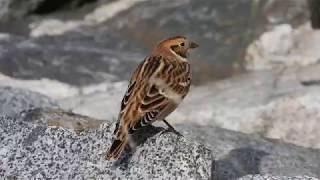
[
  {"xmin": 113, "ymin": 125, "xmax": 165, "ymax": 168},
  {"xmin": 213, "ymin": 147, "xmax": 269, "ymax": 180}
]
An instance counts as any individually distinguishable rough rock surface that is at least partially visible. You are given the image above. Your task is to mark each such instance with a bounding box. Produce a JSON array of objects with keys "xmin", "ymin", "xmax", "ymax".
[
  {"xmin": 175, "ymin": 65, "xmax": 320, "ymax": 149},
  {"xmin": 245, "ymin": 23, "xmax": 320, "ymax": 70},
  {"xmin": 58, "ymin": 81, "xmax": 127, "ymax": 120},
  {"xmin": 1, "ymin": 86, "xmax": 320, "ymax": 179},
  {"xmin": 0, "ymin": 74, "xmax": 80, "ymax": 99},
  {"xmin": 0, "ymin": 112, "xmax": 212, "ymax": 179},
  {"xmin": 238, "ymin": 175, "xmax": 319, "ymax": 180},
  {"xmin": 0, "ymin": 86, "xmax": 57, "ymax": 117},
  {"xmin": 0, "ymin": 0, "xmax": 45, "ymax": 22},
  {"xmin": 0, "ymin": 0, "xmax": 271, "ymax": 85},
  {"xmin": 178, "ymin": 124, "xmax": 320, "ymax": 179},
  {"xmin": 0, "ymin": 73, "xmax": 126, "ymax": 100},
  {"xmin": 263, "ymin": 0, "xmax": 308, "ymax": 25},
  {"xmin": 0, "ymin": 34, "xmax": 143, "ymax": 86}
]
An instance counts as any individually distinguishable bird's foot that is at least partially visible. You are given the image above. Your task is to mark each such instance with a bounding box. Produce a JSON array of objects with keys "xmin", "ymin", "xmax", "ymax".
[{"xmin": 161, "ymin": 119, "xmax": 183, "ymax": 137}]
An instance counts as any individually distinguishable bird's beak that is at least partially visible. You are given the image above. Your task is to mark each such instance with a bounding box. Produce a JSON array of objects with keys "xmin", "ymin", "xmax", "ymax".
[{"xmin": 189, "ymin": 41, "xmax": 199, "ymax": 49}]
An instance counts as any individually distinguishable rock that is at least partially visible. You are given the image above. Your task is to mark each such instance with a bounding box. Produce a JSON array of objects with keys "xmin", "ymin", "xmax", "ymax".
[
  {"xmin": 0, "ymin": 74, "xmax": 80, "ymax": 99},
  {"xmin": 238, "ymin": 175, "xmax": 319, "ymax": 180},
  {"xmin": 0, "ymin": 34, "xmax": 144, "ymax": 85},
  {"xmin": 245, "ymin": 23, "xmax": 320, "ymax": 70},
  {"xmin": 177, "ymin": 124, "xmax": 320, "ymax": 179},
  {"xmin": 0, "ymin": 0, "xmax": 45, "ymax": 22},
  {"xmin": 29, "ymin": 18, "xmax": 84, "ymax": 37},
  {"xmin": 0, "ymin": 111, "xmax": 212, "ymax": 179},
  {"xmin": 58, "ymin": 81, "xmax": 127, "ymax": 120},
  {"xmin": 0, "ymin": 0, "xmax": 107, "ymax": 22},
  {"xmin": 0, "ymin": 86, "xmax": 57, "ymax": 117},
  {"xmin": 0, "ymin": 73, "xmax": 129, "ymax": 101},
  {"xmin": 2, "ymin": 107, "xmax": 319, "ymax": 179},
  {"xmin": 263, "ymin": 0, "xmax": 308, "ymax": 25},
  {"xmin": 0, "ymin": 0, "xmax": 273, "ymax": 85},
  {"xmin": 29, "ymin": 0, "xmax": 149, "ymax": 37},
  {"xmin": 19, "ymin": 108, "xmax": 105, "ymax": 134},
  {"xmin": 0, "ymin": 0, "xmax": 312, "ymax": 85},
  {"xmin": 261, "ymin": 91, "xmax": 320, "ymax": 149},
  {"xmin": 174, "ymin": 64, "xmax": 320, "ymax": 149},
  {"xmin": 0, "ymin": 86, "xmax": 319, "ymax": 179}
]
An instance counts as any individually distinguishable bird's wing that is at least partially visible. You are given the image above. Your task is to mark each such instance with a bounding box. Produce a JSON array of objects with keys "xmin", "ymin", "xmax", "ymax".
[{"xmin": 124, "ymin": 55, "xmax": 192, "ymax": 134}]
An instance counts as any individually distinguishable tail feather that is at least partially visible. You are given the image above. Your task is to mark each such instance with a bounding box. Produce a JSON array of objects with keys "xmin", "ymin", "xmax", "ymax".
[{"xmin": 106, "ymin": 138, "xmax": 128, "ymax": 160}]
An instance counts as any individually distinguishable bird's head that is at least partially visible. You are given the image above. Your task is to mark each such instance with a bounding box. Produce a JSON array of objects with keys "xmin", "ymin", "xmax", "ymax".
[{"xmin": 157, "ymin": 36, "xmax": 199, "ymax": 58}]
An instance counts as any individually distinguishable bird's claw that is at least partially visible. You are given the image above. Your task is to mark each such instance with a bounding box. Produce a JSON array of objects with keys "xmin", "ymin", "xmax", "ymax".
[{"xmin": 160, "ymin": 128, "xmax": 183, "ymax": 137}]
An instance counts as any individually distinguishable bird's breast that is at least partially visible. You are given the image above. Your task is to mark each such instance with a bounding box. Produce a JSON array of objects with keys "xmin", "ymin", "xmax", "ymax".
[{"xmin": 149, "ymin": 77, "xmax": 183, "ymax": 104}]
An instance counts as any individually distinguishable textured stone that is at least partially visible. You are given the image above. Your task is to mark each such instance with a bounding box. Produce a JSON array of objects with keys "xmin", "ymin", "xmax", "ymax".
[
  {"xmin": 0, "ymin": 86, "xmax": 57, "ymax": 117},
  {"xmin": 177, "ymin": 124, "xmax": 320, "ymax": 179},
  {"xmin": 245, "ymin": 23, "xmax": 320, "ymax": 70},
  {"xmin": 0, "ymin": 74, "xmax": 80, "ymax": 99},
  {"xmin": 0, "ymin": 0, "xmax": 270, "ymax": 85},
  {"xmin": 0, "ymin": 34, "xmax": 143, "ymax": 85},
  {"xmin": 0, "ymin": 0, "xmax": 45, "ymax": 22},
  {"xmin": 263, "ymin": 0, "xmax": 308, "ymax": 25},
  {"xmin": 238, "ymin": 175, "xmax": 319, "ymax": 180},
  {"xmin": 0, "ymin": 112, "xmax": 212, "ymax": 179}
]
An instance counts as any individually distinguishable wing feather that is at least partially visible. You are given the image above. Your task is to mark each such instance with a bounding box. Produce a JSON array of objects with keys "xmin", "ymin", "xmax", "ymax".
[{"xmin": 126, "ymin": 56, "xmax": 191, "ymax": 134}]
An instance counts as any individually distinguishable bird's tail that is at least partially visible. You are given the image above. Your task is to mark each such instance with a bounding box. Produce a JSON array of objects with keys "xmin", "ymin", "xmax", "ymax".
[{"xmin": 105, "ymin": 131, "xmax": 128, "ymax": 160}]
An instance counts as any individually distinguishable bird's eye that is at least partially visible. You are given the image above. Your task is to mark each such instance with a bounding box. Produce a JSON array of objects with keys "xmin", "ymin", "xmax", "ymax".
[{"xmin": 180, "ymin": 42, "xmax": 185, "ymax": 47}]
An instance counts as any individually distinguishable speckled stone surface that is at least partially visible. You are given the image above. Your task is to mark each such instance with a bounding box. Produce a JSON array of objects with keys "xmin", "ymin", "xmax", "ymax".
[
  {"xmin": 0, "ymin": 114, "xmax": 212, "ymax": 179},
  {"xmin": 238, "ymin": 175, "xmax": 319, "ymax": 180},
  {"xmin": 177, "ymin": 124, "xmax": 320, "ymax": 179},
  {"xmin": 0, "ymin": 86, "xmax": 58, "ymax": 117}
]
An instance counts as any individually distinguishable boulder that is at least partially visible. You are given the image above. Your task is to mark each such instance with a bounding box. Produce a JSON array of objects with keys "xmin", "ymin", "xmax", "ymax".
[
  {"xmin": 0, "ymin": 34, "xmax": 143, "ymax": 85},
  {"xmin": 0, "ymin": 86, "xmax": 319, "ymax": 179},
  {"xmin": 238, "ymin": 175, "xmax": 319, "ymax": 180},
  {"xmin": 0, "ymin": 0, "xmax": 45, "ymax": 22},
  {"xmin": 2, "ymin": 108, "xmax": 319, "ymax": 179},
  {"xmin": 174, "ymin": 64, "xmax": 320, "ymax": 149},
  {"xmin": 245, "ymin": 23, "xmax": 320, "ymax": 70},
  {"xmin": 0, "ymin": 0, "xmax": 272, "ymax": 85},
  {"xmin": 0, "ymin": 86, "xmax": 57, "ymax": 117},
  {"xmin": 178, "ymin": 124, "xmax": 320, "ymax": 179},
  {"xmin": 0, "ymin": 111, "xmax": 212, "ymax": 179}
]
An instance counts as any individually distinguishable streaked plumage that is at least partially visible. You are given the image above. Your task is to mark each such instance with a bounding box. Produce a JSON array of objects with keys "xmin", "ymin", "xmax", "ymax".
[{"xmin": 106, "ymin": 36, "xmax": 199, "ymax": 160}]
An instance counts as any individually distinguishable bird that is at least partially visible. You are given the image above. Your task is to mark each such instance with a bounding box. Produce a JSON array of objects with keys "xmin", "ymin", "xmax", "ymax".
[{"xmin": 106, "ymin": 36, "xmax": 199, "ymax": 160}]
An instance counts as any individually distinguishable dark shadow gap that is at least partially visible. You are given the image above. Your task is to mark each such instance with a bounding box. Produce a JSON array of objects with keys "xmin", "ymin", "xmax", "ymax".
[{"xmin": 31, "ymin": 0, "xmax": 98, "ymax": 15}]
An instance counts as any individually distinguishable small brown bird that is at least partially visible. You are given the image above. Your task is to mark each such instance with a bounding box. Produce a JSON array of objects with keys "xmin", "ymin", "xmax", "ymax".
[{"xmin": 106, "ymin": 36, "xmax": 199, "ymax": 160}]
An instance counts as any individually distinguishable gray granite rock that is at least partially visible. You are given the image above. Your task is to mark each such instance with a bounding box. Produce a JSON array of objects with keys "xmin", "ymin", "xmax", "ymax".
[
  {"xmin": 177, "ymin": 124, "xmax": 320, "ymax": 179},
  {"xmin": 0, "ymin": 86, "xmax": 57, "ymax": 117},
  {"xmin": 0, "ymin": 0, "xmax": 45, "ymax": 22},
  {"xmin": 0, "ymin": 0, "xmax": 269, "ymax": 85},
  {"xmin": 0, "ymin": 34, "xmax": 144, "ymax": 85},
  {"xmin": 238, "ymin": 175, "xmax": 319, "ymax": 180},
  {"xmin": 0, "ymin": 111, "xmax": 212, "ymax": 179},
  {"xmin": 245, "ymin": 23, "xmax": 320, "ymax": 70}
]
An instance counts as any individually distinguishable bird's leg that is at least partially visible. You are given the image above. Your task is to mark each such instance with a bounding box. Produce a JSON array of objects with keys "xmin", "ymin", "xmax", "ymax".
[{"xmin": 162, "ymin": 119, "xmax": 183, "ymax": 137}]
